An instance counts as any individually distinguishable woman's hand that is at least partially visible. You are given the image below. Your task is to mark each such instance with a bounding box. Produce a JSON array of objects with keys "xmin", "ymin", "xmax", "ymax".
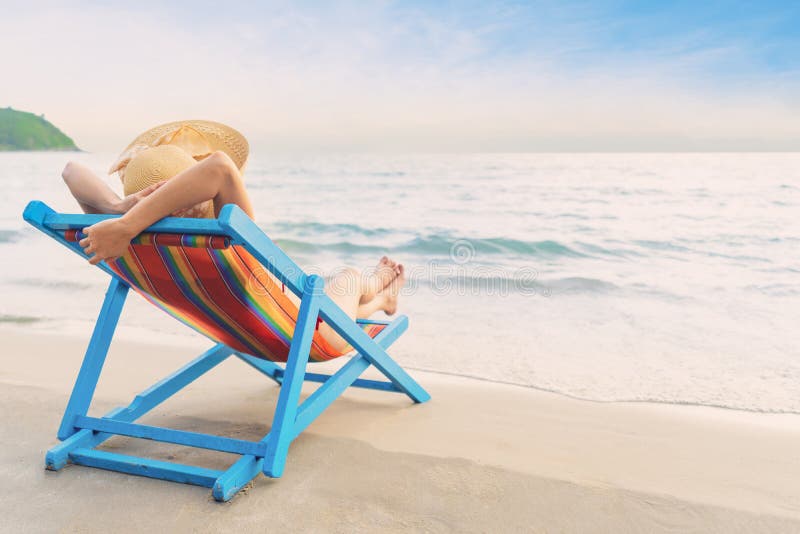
[
  {"xmin": 79, "ymin": 218, "xmax": 137, "ymax": 265},
  {"xmin": 112, "ymin": 181, "xmax": 166, "ymax": 214}
]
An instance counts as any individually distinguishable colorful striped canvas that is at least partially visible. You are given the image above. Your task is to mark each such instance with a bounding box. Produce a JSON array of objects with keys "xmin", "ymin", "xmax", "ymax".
[{"xmin": 64, "ymin": 230, "xmax": 385, "ymax": 362}]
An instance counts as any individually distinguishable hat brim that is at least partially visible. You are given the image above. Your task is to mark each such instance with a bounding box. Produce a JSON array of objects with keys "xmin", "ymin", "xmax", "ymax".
[{"xmin": 121, "ymin": 120, "xmax": 249, "ymax": 171}]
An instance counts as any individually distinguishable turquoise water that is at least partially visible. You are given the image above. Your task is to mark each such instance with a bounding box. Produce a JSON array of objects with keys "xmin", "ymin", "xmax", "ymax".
[{"xmin": 1, "ymin": 151, "xmax": 798, "ymax": 413}]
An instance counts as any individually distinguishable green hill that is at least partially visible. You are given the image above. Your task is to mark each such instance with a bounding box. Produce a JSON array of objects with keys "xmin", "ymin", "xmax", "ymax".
[{"xmin": 0, "ymin": 107, "xmax": 79, "ymax": 151}]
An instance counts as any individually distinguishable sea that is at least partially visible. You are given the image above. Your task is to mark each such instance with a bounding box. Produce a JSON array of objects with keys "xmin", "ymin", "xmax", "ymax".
[{"xmin": 1, "ymin": 151, "xmax": 798, "ymax": 414}]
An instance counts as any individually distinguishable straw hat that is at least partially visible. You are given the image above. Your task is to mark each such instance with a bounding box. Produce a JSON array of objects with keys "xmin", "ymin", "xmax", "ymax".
[
  {"xmin": 122, "ymin": 145, "xmax": 194, "ymax": 195},
  {"xmin": 108, "ymin": 120, "xmax": 249, "ymax": 219},
  {"xmin": 122, "ymin": 145, "xmax": 214, "ymax": 218},
  {"xmin": 109, "ymin": 119, "xmax": 249, "ymax": 179},
  {"xmin": 108, "ymin": 120, "xmax": 250, "ymax": 174}
]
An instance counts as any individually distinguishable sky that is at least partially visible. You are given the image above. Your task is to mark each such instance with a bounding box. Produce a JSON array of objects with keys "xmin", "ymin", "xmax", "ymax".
[{"xmin": 2, "ymin": 0, "xmax": 799, "ymax": 152}]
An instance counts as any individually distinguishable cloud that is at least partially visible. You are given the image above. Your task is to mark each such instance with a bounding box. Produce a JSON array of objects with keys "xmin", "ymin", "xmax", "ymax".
[{"xmin": 1, "ymin": 1, "xmax": 798, "ymax": 152}]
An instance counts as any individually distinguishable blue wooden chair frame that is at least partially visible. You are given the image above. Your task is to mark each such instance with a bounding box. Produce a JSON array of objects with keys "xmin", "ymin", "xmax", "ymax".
[{"xmin": 22, "ymin": 200, "xmax": 430, "ymax": 501}]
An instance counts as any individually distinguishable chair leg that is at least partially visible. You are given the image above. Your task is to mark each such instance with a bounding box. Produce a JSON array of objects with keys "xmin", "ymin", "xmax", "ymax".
[
  {"xmin": 213, "ymin": 454, "xmax": 263, "ymax": 501},
  {"xmin": 321, "ymin": 305, "xmax": 431, "ymax": 403},
  {"xmin": 46, "ymin": 344, "xmax": 231, "ymax": 470},
  {"xmin": 262, "ymin": 275, "xmax": 324, "ymax": 478},
  {"xmin": 57, "ymin": 278, "xmax": 129, "ymax": 440}
]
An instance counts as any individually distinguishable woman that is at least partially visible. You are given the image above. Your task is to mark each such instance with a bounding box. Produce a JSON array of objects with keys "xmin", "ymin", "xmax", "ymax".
[{"xmin": 62, "ymin": 120, "xmax": 405, "ymax": 353}]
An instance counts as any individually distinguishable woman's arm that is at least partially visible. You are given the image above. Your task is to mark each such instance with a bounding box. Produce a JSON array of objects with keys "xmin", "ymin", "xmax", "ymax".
[
  {"xmin": 116, "ymin": 150, "xmax": 253, "ymax": 234},
  {"xmin": 79, "ymin": 151, "xmax": 253, "ymax": 264}
]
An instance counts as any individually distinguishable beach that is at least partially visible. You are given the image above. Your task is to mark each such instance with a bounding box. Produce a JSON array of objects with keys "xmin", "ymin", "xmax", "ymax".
[
  {"xmin": 2, "ymin": 327, "xmax": 799, "ymax": 533},
  {"xmin": 1, "ymin": 152, "xmax": 798, "ymax": 531},
  {"xmin": 4, "ymin": 0, "xmax": 799, "ymax": 530}
]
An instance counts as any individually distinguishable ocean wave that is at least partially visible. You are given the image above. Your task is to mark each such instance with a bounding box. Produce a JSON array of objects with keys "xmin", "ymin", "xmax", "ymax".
[
  {"xmin": 0, "ymin": 230, "xmax": 21, "ymax": 243},
  {"xmin": 268, "ymin": 221, "xmax": 646, "ymax": 260},
  {"xmin": 275, "ymin": 235, "xmax": 588, "ymax": 259},
  {"xmin": 401, "ymin": 367, "xmax": 800, "ymax": 416},
  {"xmin": 744, "ymin": 283, "xmax": 800, "ymax": 297},
  {"xmin": 545, "ymin": 276, "xmax": 618, "ymax": 294},
  {"xmin": 269, "ymin": 220, "xmax": 394, "ymax": 238},
  {"xmin": 411, "ymin": 274, "xmax": 618, "ymax": 296},
  {"xmin": 635, "ymin": 239, "xmax": 771, "ymax": 263},
  {"xmin": 415, "ymin": 274, "xmax": 545, "ymax": 295},
  {"xmin": 11, "ymin": 278, "xmax": 94, "ymax": 291},
  {"xmin": 633, "ymin": 239, "xmax": 694, "ymax": 253},
  {"xmin": 413, "ymin": 274, "xmax": 693, "ymax": 297},
  {"xmin": 0, "ymin": 314, "xmax": 42, "ymax": 324},
  {"xmin": 574, "ymin": 241, "xmax": 643, "ymax": 258},
  {"xmin": 362, "ymin": 170, "xmax": 405, "ymax": 177}
]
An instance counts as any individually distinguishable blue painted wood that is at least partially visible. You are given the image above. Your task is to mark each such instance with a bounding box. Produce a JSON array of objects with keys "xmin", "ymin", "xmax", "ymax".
[
  {"xmin": 235, "ymin": 352, "xmax": 400, "ymax": 392},
  {"xmin": 69, "ymin": 448, "xmax": 222, "ymax": 488},
  {"xmin": 24, "ymin": 200, "xmax": 228, "ymax": 280},
  {"xmin": 25, "ymin": 201, "xmax": 430, "ymax": 500},
  {"xmin": 374, "ymin": 314, "xmax": 409, "ymax": 343},
  {"xmin": 74, "ymin": 416, "xmax": 266, "ymax": 457},
  {"xmin": 262, "ymin": 274, "xmax": 323, "ymax": 477},
  {"xmin": 124, "ymin": 344, "xmax": 230, "ymax": 422},
  {"xmin": 318, "ymin": 308, "xmax": 430, "ymax": 403},
  {"xmin": 218, "ymin": 203, "xmax": 307, "ymax": 298},
  {"xmin": 46, "ymin": 345, "xmax": 230, "ymax": 469},
  {"xmin": 301, "ymin": 372, "xmax": 400, "ymax": 392},
  {"xmin": 57, "ymin": 278, "xmax": 129, "ymax": 440},
  {"xmin": 213, "ymin": 454, "xmax": 263, "ymax": 501},
  {"xmin": 22, "ymin": 200, "xmax": 53, "ymax": 227},
  {"xmin": 41, "ymin": 210, "xmax": 231, "ymax": 236},
  {"xmin": 113, "ymin": 344, "xmax": 231, "ymax": 420},
  {"xmin": 46, "ymin": 407, "xmax": 126, "ymax": 470},
  {"xmin": 234, "ymin": 352, "xmax": 284, "ymax": 384},
  {"xmin": 293, "ymin": 356, "xmax": 370, "ymax": 439},
  {"xmin": 22, "ymin": 200, "xmax": 128, "ymax": 277},
  {"xmin": 356, "ymin": 319, "xmax": 391, "ymax": 326},
  {"xmin": 217, "ymin": 203, "xmax": 427, "ymax": 399},
  {"xmin": 292, "ymin": 316, "xmax": 409, "ymax": 437},
  {"xmin": 23, "ymin": 201, "xmax": 119, "ymax": 277}
]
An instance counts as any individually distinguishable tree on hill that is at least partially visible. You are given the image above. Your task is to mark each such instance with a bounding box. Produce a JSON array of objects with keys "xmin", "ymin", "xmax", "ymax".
[{"xmin": 0, "ymin": 107, "xmax": 79, "ymax": 151}]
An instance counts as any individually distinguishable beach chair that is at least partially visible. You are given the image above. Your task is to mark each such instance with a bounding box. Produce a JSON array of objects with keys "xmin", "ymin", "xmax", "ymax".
[{"xmin": 22, "ymin": 200, "xmax": 430, "ymax": 501}]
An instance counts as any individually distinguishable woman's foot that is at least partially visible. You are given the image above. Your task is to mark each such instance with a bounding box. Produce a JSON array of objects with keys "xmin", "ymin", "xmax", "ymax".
[
  {"xmin": 377, "ymin": 264, "xmax": 406, "ymax": 315},
  {"xmin": 375, "ymin": 256, "xmax": 399, "ymax": 287},
  {"xmin": 359, "ymin": 256, "xmax": 400, "ymax": 304}
]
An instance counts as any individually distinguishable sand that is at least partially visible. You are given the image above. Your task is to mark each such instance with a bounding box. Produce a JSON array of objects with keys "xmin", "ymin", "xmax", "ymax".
[{"xmin": 1, "ymin": 327, "xmax": 799, "ymax": 533}]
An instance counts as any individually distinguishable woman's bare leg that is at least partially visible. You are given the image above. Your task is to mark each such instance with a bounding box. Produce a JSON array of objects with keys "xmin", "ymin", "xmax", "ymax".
[
  {"xmin": 62, "ymin": 161, "xmax": 124, "ymax": 214},
  {"xmin": 80, "ymin": 151, "xmax": 253, "ymax": 264},
  {"xmin": 319, "ymin": 265, "xmax": 405, "ymax": 353},
  {"xmin": 328, "ymin": 257, "xmax": 400, "ymax": 308}
]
